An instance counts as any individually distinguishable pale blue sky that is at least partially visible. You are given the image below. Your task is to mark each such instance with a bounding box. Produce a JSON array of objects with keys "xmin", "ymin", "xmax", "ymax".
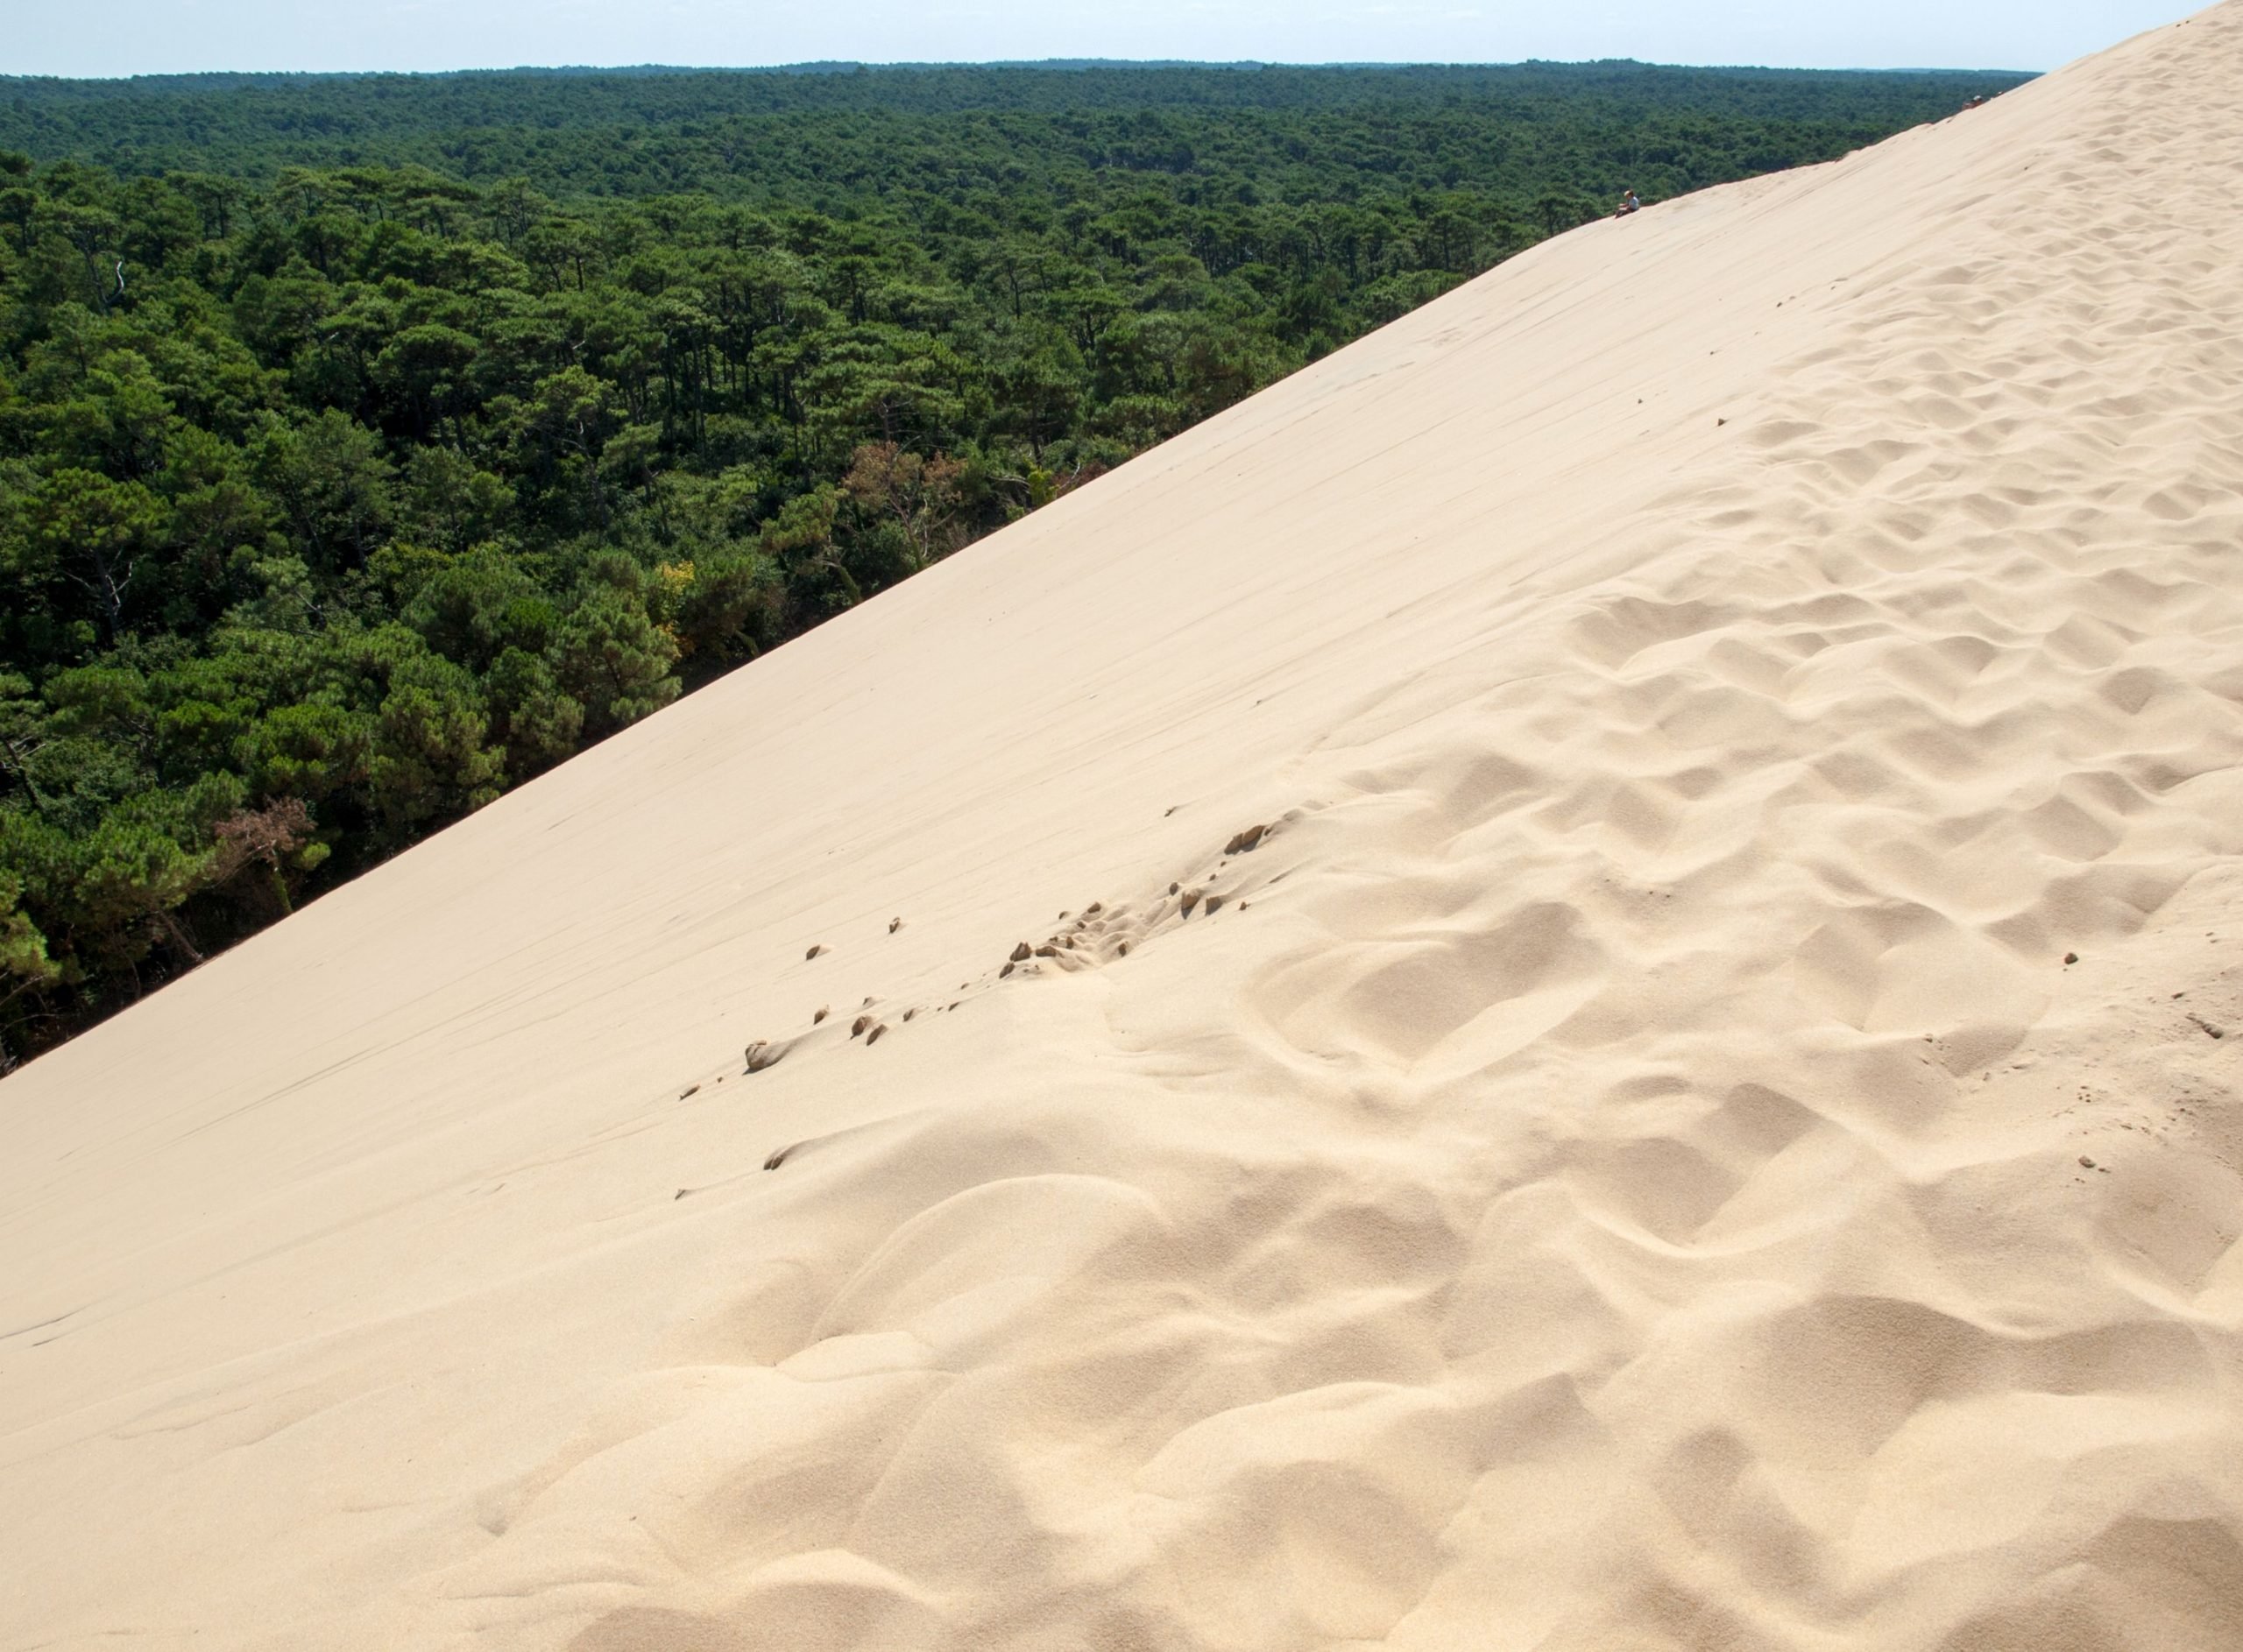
[{"xmin": 4, "ymin": 0, "xmax": 2198, "ymax": 78}]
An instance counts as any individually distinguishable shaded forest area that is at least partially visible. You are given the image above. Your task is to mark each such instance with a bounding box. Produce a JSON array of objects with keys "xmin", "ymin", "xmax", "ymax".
[{"xmin": 0, "ymin": 61, "xmax": 2027, "ymax": 1065}]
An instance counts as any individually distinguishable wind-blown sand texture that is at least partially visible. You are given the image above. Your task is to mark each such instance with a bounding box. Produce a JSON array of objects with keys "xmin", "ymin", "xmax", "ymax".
[{"xmin": 8, "ymin": 9, "xmax": 2243, "ymax": 1648}]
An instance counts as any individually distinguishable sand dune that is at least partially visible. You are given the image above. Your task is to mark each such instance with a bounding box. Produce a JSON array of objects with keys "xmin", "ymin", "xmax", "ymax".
[{"xmin": 7, "ymin": 7, "xmax": 2243, "ymax": 1648}]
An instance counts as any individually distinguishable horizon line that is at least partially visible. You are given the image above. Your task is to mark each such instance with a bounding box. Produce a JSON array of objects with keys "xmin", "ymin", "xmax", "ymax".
[{"xmin": 1, "ymin": 57, "xmax": 2043, "ymax": 88}]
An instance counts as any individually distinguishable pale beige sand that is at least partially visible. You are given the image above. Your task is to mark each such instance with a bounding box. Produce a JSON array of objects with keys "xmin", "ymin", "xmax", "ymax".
[{"xmin": 7, "ymin": 9, "xmax": 2243, "ymax": 1649}]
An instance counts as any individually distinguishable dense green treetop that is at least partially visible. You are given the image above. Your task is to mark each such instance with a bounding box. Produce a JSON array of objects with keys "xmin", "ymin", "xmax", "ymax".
[{"xmin": 0, "ymin": 61, "xmax": 2027, "ymax": 201}]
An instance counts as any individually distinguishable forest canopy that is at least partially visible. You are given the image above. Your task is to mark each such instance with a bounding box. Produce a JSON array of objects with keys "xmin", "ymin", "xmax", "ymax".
[{"xmin": 0, "ymin": 60, "xmax": 2028, "ymax": 1066}]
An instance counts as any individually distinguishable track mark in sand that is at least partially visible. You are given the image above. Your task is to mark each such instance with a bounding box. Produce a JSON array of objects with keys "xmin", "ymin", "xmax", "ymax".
[
  {"xmin": 649, "ymin": 819, "xmax": 1307, "ymax": 1195},
  {"xmin": 0, "ymin": 1306, "xmax": 81, "ymax": 1345},
  {"xmin": 988, "ymin": 815, "xmax": 1298, "ymax": 978},
  {"xmin": 913, "ymin": 814, "xmax": 1301, "ymax": 1009}
]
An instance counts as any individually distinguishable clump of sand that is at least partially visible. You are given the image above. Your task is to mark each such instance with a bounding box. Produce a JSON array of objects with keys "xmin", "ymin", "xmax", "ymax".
[{"xmin": 5, "ymin": 7, "xmax": 2243, "ymax": 1649}]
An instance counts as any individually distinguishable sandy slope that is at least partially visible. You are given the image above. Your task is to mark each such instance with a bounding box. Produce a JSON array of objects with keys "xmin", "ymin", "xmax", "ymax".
[{"xmin": 7, "ymin": 8, "xmax": 2243, "ymax": 1648}]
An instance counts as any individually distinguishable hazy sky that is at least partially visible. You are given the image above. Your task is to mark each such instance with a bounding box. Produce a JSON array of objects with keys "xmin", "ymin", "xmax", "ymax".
[{"xmin": 5, "ymin": 0, "xmax": 2198, "ymax": 79}]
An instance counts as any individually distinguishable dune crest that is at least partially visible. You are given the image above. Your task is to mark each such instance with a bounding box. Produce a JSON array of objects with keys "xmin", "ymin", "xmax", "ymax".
[{"xmin": 7, "ymin": 7, "xmax": 2243, "ymax": 1649}]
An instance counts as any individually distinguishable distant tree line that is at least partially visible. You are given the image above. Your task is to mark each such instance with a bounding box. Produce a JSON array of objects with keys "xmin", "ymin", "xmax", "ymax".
[{"xmin": 0, "ymin": 62, "xmax": 2027, "ymax": 1065}]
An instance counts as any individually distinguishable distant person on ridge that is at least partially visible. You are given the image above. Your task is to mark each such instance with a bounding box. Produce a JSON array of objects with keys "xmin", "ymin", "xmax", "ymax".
[{"xmin": 1615, "ymin": 188, "xmax": 1643, "ymax": 218}]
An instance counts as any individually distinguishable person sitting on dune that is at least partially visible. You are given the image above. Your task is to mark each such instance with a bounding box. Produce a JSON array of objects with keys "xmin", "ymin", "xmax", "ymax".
[{"xmin": 1615, "ymin": 188, "xmax": 1643, "ymax": 218}]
